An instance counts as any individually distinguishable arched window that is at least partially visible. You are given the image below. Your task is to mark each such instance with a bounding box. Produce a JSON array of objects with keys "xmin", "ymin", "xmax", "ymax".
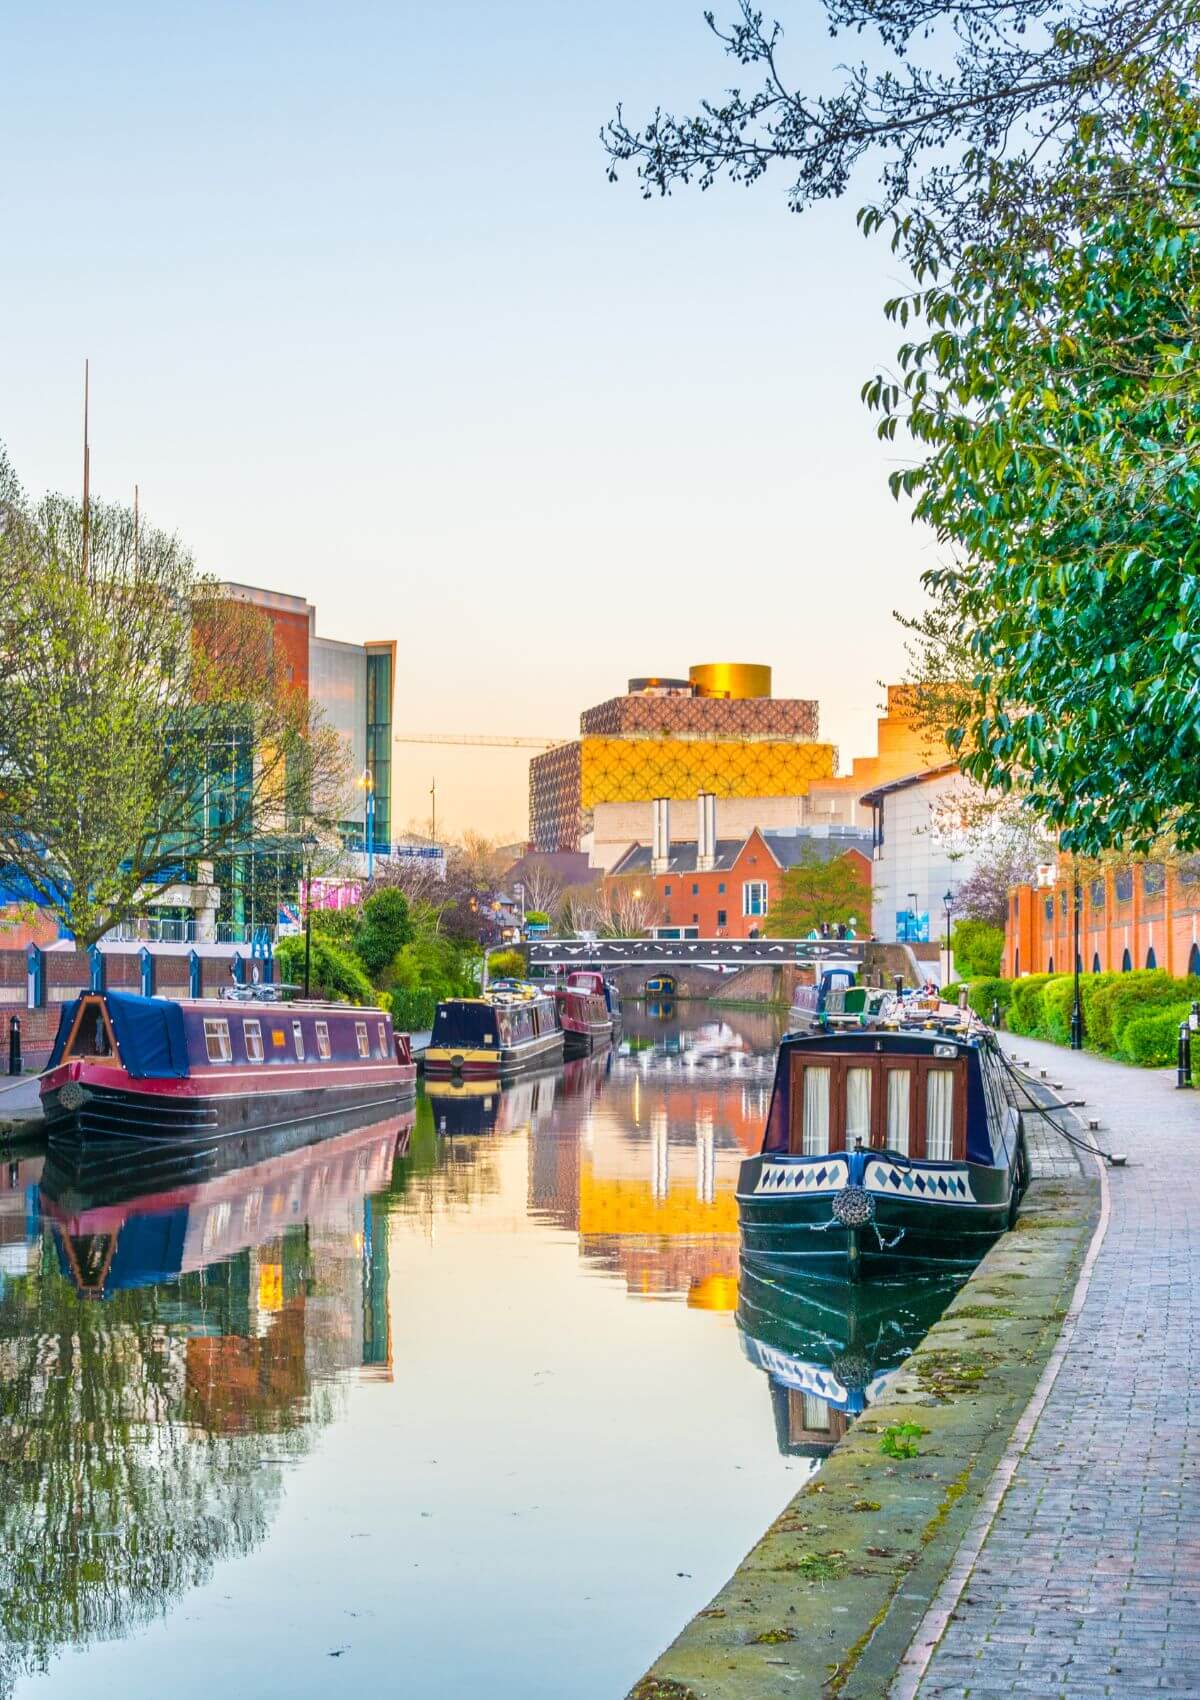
[
  {"xmin": 1146, "ymin": 946, "xmax": 1158, "ymax": 970},
  {"xmin": 1190, "ymin": 942, "xmax": 1200, "ymax": 976},
  {"xmin": 1092, "ymin": 952, "xmax": 1102, "ymax": 973},
  {"xmin": 1014, "ymin": 948, "xmax": 1020, "ymax": 976},
  {"xmin": 1115, "ymin": 869, "xmax": 1134, "ymax": 903},
  {"xmin": 1121, "ymin": 947, "xmax": 1132, "ymax": 972},
  {"xmin": 1048, "ymin": 955, "xmax": 1054, "ymax": 973},
  {"xmin": 1044, "ymin": 895, "xmax": 1054, "ymax": 922}
]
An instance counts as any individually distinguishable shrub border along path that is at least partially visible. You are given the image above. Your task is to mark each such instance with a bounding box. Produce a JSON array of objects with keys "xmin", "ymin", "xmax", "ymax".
[{"xmin": 626, "ymin": 1091, "xmax": 1100, "ymax": 1700}]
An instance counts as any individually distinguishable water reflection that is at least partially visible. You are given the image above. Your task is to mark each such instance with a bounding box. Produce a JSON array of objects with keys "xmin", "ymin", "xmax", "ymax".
[
  {"xmin": 737, "ymin": 1260, "xmax": 966, "ymax": 1456},
  {"xmin": 0, "ymin": 1116, "xmax": 411, "ymax": 1692}
]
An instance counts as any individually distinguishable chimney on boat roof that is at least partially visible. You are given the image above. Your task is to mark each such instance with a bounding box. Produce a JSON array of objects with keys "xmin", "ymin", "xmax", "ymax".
[{"xmin": 651, "ymin": 798, "xmax": 671, "ymax": 874}]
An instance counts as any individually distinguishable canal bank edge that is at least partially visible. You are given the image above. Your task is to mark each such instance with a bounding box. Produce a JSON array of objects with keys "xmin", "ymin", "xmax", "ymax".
[{"xmin": 627, "ymin": 1132, "xmax": 1099, "ymax": 1700}]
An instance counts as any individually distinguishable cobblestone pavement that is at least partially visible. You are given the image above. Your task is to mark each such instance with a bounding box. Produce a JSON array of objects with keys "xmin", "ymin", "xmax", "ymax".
[{"xmin": 911, "ymin": 1037, "xmax": 1200, "ymax": 1699}]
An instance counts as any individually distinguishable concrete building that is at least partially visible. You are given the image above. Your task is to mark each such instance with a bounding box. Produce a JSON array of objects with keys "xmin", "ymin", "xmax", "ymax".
[
  {"xmin": 529, "ymin": 663, "xmax": 833, "ymax": 854},
  {"xmin": 861, "ymin": 764, "xmax": 985, "ymax": 951}
]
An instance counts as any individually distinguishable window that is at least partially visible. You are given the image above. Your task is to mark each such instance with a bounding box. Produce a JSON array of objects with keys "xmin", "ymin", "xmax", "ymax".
[
  {"xmin": 1059, "ymin": 889, "xmax": 1069, "ymax": 916},
  {"xmin": 743, "ymin": 880, "xmax": 769, "ymax": 917},
  {"xmin": 845, "ymin": 1067, "xmax": 872, "ymax": 1144},
  {"xmin": 243, "ymin": 1019, "xmax": 264, "ymax": 1062},
  {"xmin": 718, "ymin": 882, "xmax": 726, "ymax": 894},
  {"xmin": 315, "ymin": 1020, "xmax": 331, "ymax": 1060},
  {"xmin": 1089, "ymin": 879, "xmax": 1105, "ymax": 910},
  {"xmin": 377, "ymin": 1021, "xmax": 387, "ymax": 1055},
  {"xmin": 1093, "ymin": 952, "xmax": 1102, "ymax": 973},
  {"xmin": 1121, "ymin": 948, "xmax": 1132, "ymax": 972},
  {"xmin": 1146, "ymin": 946, "xmax": 1157, "ymax": 969},
  {"xmin": 692, "ymin": 883, "xmax": 699, "ymax": 895},
  {"xmin": 292, "ymin": 1020, "xmax": 305, "ymax": 1061},
  {"xmin": 886, "ymin": 1068, "xmax": 911, "ymax": 1154},
  {"xmin": 1143, "ymin": 862, "xmax": 1165, "ymax": 898},
  {"xmin": 271, "ymin": 1028, "xmax": 286, "ymax": 1049},
  {"xmin": 717, "ymin": 909, "xmax": 727, "ymax": 927},
  {"xmin": 204, "ymin": 1019, "xmax": 232, "ymax": 1063},
  {"xmin": 1044, "ymin": 895, "xmax": 1054, "ymax": 922},
  {"xmin": 1115, "ymin": 868, "xmax": 1133, "ymax": 902},
  {"xmin": 664, "ymin": 883, "xmax": 672, "ymax": 896},
  {"xmin": 925, "ymin": 1071, "xmax": 955, "ymax": 1160},
  {"xmin": 800, "ymin": 1066, "xmax": 831, "ymax": 1155},
  {"xmin": 692, "ymin": 912, "xmax": 698, "ymax": 923},
  {"xmin": 355, "ymin": 1020, "xmax": 370, "ymax": 1058}
]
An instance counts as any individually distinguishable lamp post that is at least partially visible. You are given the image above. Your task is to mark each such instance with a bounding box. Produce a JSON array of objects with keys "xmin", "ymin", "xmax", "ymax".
[
  {"xmin": 300, "ymin": 832, "xmax": 318, "ymax": 999},
  {"xmin": 1070, "ymin": 858, "xmax": 1083, "ymax": 1049},
  {"xmin": 943, "ymin": 889, "xmax": 954, "ymax": 987},
  {"xmin": 358, "ymin": 769, "xmax": 375, "ymax": 881}
]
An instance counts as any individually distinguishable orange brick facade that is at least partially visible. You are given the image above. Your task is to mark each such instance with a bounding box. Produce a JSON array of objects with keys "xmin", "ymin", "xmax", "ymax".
[
  {"xmin": 624, "ymin": 830, "xmax": 872, "ymax": 939},
  {"xmin": 1004, "ymin": 862, "xmax": 1200, "ymax": 979}
]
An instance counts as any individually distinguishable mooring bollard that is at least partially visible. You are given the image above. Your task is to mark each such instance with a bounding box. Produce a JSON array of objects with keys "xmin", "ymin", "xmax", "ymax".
[
  {"xmin": 1177, "ymin": 1019, "xmax": 1193, "ymax": 1089},
  {"xmin": 991, "ymin": 997, "xmax": 1001, "ymax": 1029},
  {"xmin": 7, "ymin": 1015, "xmax": 20, "ymax": 1077}
]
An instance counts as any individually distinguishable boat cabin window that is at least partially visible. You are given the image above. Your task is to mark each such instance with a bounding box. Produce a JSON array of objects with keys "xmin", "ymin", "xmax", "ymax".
[
  {"xmin": 243, "ymin": 1019, "xmax": 264, "ymax": 1062},
  {"xmin": 355, "ymin": 1020, "xmax": 370, "ymax": 1059},
  {"xmin": 67, "ymin": 1001, "xmax": 116, "ymax": 1058},
  {"xmin": 292, "ymin": 1020, "xmax": 305, "ymax": 1061},
  {"xmin": 789, "ymin": 1052, "xmax": 966, "ymax": 1160},
  {"xmin": 377, "ymin": 1021, "xmax": 387, "ymax": 1055},
  {"xmin": 204, "ymin": 1018, "xmax": 232, "ymax": 1064},
  {"xmin": 315, "ymin": 1020, "xmax": 331, "ymax": 1060}
]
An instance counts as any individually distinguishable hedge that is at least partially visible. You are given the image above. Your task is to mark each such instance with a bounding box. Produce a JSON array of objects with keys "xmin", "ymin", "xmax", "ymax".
[
  {"xmin": 1123, "ymin": 1001, "xmax": 1193, "ymax": 1067},
  {"xmin": 387, "ymin": 987, "xmax": 438, "ymax": 1032},
  {"xmin": 1008, "ymin": 974, "xmax": 1055, "ymax": 1035},
  {"xmin": 966, "ymin": 977, "xmax": 1014, "ymax": 1022},
  {"xmin": 963, "ymin": 969, "xmax": 1200, "ymax": 1067}
]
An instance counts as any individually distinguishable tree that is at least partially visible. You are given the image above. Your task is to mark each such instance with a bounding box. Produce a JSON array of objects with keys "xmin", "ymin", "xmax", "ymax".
[
  {"xmin": 603, "ymin": 2, "xmax": 1196, "ymax": 257},
  {"xmin": 0, "ymin": 462, "xmax": 350, "ymax": 945},
  {"xmin": 866, "ymin": 91, "xmax": 1200, "ymax": 851},
  {"xmin": 764, "ymin": 849, "xmax": 870, "ymax": 936},
  {"xmin": 353, "ymin": 888, "xmax": 414, "ymax": 981},
  {"xmin": 595, "ymin": 876, "xmax": 663, "ymax": 937},
  {"xmin": 486, "ymin": 947, "xmax": 528, "ymax": 980},
  {"xmin": 950, "ymin": 919, "xmax": 1004, "ymax": 978},
  {"xmin": 275, "ymin": 934, "xmax": 373, "ymax": 1003},
  {"xmin": 514, "ymin": 857, "xmax": 563, "ymax": 919}
]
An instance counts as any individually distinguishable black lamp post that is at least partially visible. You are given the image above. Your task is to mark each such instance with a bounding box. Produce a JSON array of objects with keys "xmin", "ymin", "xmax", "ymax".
[
  {"xmin": 1070, "ymin": 860, "xmax": 1083, "ymax": 1050},
  {"xmin": 300, "ymin": 833, "xmax": 318, "ymax": 999},
  {"xmin": 943, "ymin": 889, "xmax": 954, "ymax": 986}
]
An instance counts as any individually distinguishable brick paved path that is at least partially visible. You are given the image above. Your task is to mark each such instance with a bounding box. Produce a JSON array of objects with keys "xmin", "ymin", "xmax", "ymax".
[{"xmin": 910, "ymin": 1037, "xmax": 1200, "ymax": 1700}]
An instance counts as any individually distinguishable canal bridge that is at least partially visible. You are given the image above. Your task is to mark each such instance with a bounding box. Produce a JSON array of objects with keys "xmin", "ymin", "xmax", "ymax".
[{"xmin": 527, "ymin": 937, "xmax": 865, "ymax": 969}]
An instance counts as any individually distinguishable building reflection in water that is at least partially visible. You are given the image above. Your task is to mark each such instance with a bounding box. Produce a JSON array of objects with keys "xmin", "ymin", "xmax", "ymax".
[{"xmin": 0, "ymin": 1112, "xmax": 412, "ymax": 1690}]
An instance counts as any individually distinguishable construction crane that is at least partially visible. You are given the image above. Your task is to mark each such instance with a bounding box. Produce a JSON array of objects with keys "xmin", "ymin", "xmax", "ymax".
[{"xmin": 393, "ymin": 732, "xmax": 569, "ymax": 750}]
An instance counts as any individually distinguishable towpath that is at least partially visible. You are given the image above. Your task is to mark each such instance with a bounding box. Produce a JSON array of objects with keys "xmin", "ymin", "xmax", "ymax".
[{"xmin": 902, "ymin": 1034, "xmax": 1200, "ymax": 1700}]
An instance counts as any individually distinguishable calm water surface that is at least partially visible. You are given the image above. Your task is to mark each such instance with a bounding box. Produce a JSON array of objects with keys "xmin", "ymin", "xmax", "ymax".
[{"xmin": 0, "ymin": 1005, "xmax": 954, "ymax": 1699}]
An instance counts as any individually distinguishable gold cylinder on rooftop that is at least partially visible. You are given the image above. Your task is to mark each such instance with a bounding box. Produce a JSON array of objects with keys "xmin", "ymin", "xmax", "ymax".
[{"xmin": 689, "ymin": 662, "xmax": 771, "ymax": 700}]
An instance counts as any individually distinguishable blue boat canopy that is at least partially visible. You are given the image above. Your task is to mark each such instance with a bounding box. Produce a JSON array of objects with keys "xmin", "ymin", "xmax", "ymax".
[{"xmin": 49, "ymin": 990, "xmax": 190, "ymax": 1079}]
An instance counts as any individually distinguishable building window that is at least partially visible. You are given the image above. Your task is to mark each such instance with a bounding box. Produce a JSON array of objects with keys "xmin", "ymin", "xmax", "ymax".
[
  {"xmin": 243, "ymin": 1019, "xmax": 264, "ymax": 1062},
  {"xmin": 1121, "ymin": 947, "xmax": 1132, "ymax": 972},
  {"xmin": 743, "ymin": 881, "xmax": 769, "ymax": 917},
  {"xmin": 377, "ymin": 1021, "xmax": 387, "ymax": 1055},
  {"xmin": 692, "ymin": 883, "xmax": 699, "ymax": 895},
  {"xmin": 1190, "ymin": 943, "xmax": 1200, "ymax": 975},
  {"xmin": 292, "ymin": 1020, "xmax": 305, "ymax": 1061},
  {"xmin": 1044, "ymin": 895, "xmax": 1054, "ymax": 922},
  {"xmin": 204, "ymin": 1019, "xmax": 232, "ymax": 1063},
  {"xmin": 315, "ymin": 1020, "xmax": 331, "ymax": 1059},
  {"xmin": 718, "ymin": 882, "xmax": 726, "ymax": 894},
  {"xmin": 355, "ymin": 1020, "xmax": 370, "ymax": 1058},
  {"xmin": 664, "ymin": 883, "xmax": 672, "ymax": 896},
  {"xmin": 1089, "ymin": 879, "xmax": 1105, "ymax": 910},
  {"xmin": 1115, "ymin": 868, "xmax": 1133, "ymax": 902},
  {"xmin": 1143, "ymin": 862, "xmax": 1166, "ymax": 898},
  {"xmin": 692, "ymin": 913, "xmax": 698, "ymax": 923},
  {"xmin": 1092, "ymin": 952, "xmax": 1101, "ymax": 973},
  {"xmin": 1146, "ymin": 946, "xmax": 1158, "ymax": 969},
  {"xmin": 717, "ymin": 909, "xmax": 727, "ymax": 927},
  {"xmin": 1059, "ymin": 888, "xmax": 1069, "ymax": 916}
]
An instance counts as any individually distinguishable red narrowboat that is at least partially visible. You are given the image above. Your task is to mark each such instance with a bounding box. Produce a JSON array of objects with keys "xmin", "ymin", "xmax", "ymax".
[
  {"xmin": 40, "ymin": 989, "xmax": 417, "ymax": 1145},
  {"xmin": 555, "ymin": 970, "xmax": 615, "ymax": 1057}
]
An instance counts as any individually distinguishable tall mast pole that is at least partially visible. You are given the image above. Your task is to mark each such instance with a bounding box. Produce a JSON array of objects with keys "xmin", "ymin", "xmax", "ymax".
[
  {"xmin": 133, "ymin": 482, "xmax": 140, "ymax": 573},
  {"xmin": 81, "ymin": 359, "xmax": 91, "ymax": 581}
]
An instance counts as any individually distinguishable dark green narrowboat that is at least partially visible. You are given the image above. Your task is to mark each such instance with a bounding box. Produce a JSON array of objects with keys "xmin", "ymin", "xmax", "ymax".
[{"xmin": 738, "ymin": 1022, "xmax": 1028, "ymax": 1279}]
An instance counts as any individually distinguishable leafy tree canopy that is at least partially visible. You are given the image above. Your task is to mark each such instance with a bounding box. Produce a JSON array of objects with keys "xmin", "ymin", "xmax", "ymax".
[
  {"xmin": 950, "ymin": 918, "xmax": 1004, "ymax": 978},
  {"xmin": 275, "ymin": 935, "xmax": 373, "ymax": 1004},
  {"xmin": 764, "ymin": 848, "xmax": 870, "ymax": 936},
  {"xmin": 353, "ymin": 887, "xmax": 414, "ymax": 981}
]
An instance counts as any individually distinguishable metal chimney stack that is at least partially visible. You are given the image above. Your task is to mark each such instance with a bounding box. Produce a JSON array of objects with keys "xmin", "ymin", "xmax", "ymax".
[
  {"xmin": 651, "ymin": 797, "xmax": 671, "ymax": 874},
  {"xmin": 697, "ymin": 791, "xmax": 717, "ymax": 871}
]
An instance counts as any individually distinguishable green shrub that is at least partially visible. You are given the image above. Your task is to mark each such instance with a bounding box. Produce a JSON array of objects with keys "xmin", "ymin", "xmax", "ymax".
[
  {"xmin": 1122, "ymin": 1001, "xmax": 1193, "ymax": 1067},
  {"xmin": 951, "ymin": 919, "xmax": 1004, "ymax": 979},
  {"xmin": 486, "ymin": 948, "xmax": 527, "ymax": 980},
  {"xmin": 1078, "ymin": 972, "xmax": 1121, "ymax": 1044},
  {"xmin": 524, "ymin": 910, "xmax": 551, "ymax": 926},
  {"xmin": 354, "ymin": 889, "xmax": 414, "ymax": 981},
  {"xmin": 276, "ymin": 935, "xmax": 374, "ymax": 1004},
  {"xmin": 967, "ymin": 978, "xmax": 1013, "ymax": 1023},
  {"xmin": 1008, "ymin": 974, "xmax": 1055, "ymax": 1035},
  {"xmin": 1040, "ymin": 975, "xmax": 1080, "ymax": 1044},
  {"xmin": 387, "ymin": 987, "xmax": 438, "ymax": 1032},
  {"xmin": 1107, "ymin": 972, "xmax": 1199, "ymax": 1053}
]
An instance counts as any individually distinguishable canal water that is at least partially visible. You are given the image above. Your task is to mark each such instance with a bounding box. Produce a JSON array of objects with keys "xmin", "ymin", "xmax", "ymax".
[{"xmin": 0, "ymin": 1005, "xmax": 960, "ymax": 1699}]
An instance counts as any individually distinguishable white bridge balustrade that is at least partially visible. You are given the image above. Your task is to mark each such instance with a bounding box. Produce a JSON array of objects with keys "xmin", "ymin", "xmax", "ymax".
[{"xmin": 528, "ymin": 937, "xmax": 866, "ymax": 968}]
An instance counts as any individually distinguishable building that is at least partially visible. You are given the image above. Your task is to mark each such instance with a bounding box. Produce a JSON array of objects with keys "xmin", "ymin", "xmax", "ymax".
[
  {"xmin": 610, "ymin": 802, "xmax": 873, "ymax": 939},
  {"xmin": 1004, "ymin": 858, "xmax": 1200, "ymax": 979},
  {"xmin": 861, "ymin": 764, "xmax": 985, "ymax": 948},
  {"xmin": 529, "ymin": 663, "xmax": 833, "ymax": 854},
  {"xmin": 218, "ymin": 583, "xmax": 395, "ymax": 855}
]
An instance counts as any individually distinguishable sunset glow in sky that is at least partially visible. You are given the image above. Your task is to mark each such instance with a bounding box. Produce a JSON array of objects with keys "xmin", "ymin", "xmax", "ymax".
[{"xmin": 2, "ymin": 1, "xmax": 937, "ymax": 839}]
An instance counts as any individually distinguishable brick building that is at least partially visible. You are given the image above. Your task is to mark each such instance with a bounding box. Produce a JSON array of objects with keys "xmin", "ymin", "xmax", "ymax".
[{"xmin": 1005, "ymin": 858, "xmax": 1200, "ymax": 979}]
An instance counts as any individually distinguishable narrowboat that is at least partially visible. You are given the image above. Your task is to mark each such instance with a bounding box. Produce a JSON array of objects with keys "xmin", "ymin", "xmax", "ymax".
[
  {"xmin": 644, "ymin": 974, "xmax": 676, "ymax": 997},
  {"xmin": 40, "ymin": 988, "xmax": 417, "ymax": 1145},
  {"xmin": 738, "ymin": 1020, "xmax": 1028, "ymax": 1278},
  {"xmin": 555, "ymin": 970, "xmax": 614, "ymax": 1056},
  {"xmin": 788, "ymin": 969, "xmax": 896, "ymax": 1033},
  {"xmin": 738, "ymin": 1260, "xmax": 966, "ymax": 1455},
  {"xmin": 424, "ymin": 984, "xmax": 563, "ymax": 1077}
]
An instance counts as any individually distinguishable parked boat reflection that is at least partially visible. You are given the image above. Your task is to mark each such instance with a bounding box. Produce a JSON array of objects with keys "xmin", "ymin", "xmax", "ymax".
[{"xmin": 737, "ymin": 1261, "xmax": 965, "ymax": 1456}]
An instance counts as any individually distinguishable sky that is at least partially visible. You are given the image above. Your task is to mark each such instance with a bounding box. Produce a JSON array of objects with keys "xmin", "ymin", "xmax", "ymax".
[{"xmin": 1, "ymin": 1, "xmax": 939, "ymax": 841}]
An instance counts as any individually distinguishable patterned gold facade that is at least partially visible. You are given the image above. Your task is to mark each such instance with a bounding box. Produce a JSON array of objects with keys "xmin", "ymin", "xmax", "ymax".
[{"xmin": 579, "ymin": 737, "xmax": 834, "ymax": 808}]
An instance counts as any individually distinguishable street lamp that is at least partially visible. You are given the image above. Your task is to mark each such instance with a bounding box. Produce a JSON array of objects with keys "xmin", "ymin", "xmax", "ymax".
[
  {"xmin": 943, "ymin": 889, "xmax": 954, "ymax": 987},
  {"xmin": 300, "ymin": 832, "xmax": 319, "ymax": 999},
  {"xmin": 1070, "ymin": 856, "xmax": 1083, "ymax": 1050},
  {"xmin": 357, "ymin": 768, "xmax": 375, "ymax": 881}
]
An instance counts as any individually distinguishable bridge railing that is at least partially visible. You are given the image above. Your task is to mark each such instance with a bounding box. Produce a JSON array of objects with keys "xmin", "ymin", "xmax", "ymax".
[{"xmin": 527, "ymin": 938, "xmax": 866, "ymax": 967}]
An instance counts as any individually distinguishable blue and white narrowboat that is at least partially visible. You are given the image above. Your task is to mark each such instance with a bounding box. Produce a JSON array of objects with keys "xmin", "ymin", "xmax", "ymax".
[
  {"xmin": 40, "ymin": 989, "xmax": 416, "ymax": 1145},
  {"xmin": 738, "ymin": 1021, "xmax": 1028, "ymax": 1277},
  {"xmin": 424, "ymin": 984, "xmax": 564, "ymax": 1077}
]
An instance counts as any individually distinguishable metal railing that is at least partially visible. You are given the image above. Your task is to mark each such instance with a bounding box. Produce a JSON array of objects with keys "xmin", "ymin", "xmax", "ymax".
[
  {"xmin": 528, "ymin": 937, "xmax": 867, "ymax": 967},
  {"xmin": 102, "ymin": 918, "xmax": 278, "ymax": 947}
]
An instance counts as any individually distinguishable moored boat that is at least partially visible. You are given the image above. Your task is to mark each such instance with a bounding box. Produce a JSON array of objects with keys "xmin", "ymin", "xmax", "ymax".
[
  {"xmin": 788, "ymin": 969, "xmax": 896, "ymax": 1033},
  {"xmin": 555, "ymin": 970, "xmax": 614, "ymax": 1056},
  {"xmin": 40, "ymin": 989, "xmax": 416, "ymax": 1146},
  {"xmin": 644, "ymin": 974, "xmax": 676, "ymax": 997},
  {"xmin": 424, "ymin": 984, "xmax": 563, "ymax": 1077},
  {"xmin": 738, "ymin": 1016, "xmax": 1028, "ymax": 1278}
]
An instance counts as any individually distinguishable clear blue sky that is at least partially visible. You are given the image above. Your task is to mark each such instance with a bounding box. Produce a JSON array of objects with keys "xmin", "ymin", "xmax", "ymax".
[{"xmin": 1, "ymin": 1, "xmax": 937, "ymax": 838}]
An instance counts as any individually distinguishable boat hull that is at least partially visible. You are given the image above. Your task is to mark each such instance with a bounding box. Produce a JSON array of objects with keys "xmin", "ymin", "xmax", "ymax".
[
  {"xmin": 41, "ymin": 1063, "xmax": 416, "ymax": 1147},
  {"xmin": 560, "ymin": 1020, "xmax": 613, "ymax": 1058},
  {"xmin": 423, "ymin": 1029, "xmax": 565, "ymax": 1078},
  {"xmin": 737, "ymin": 1148, "xmax": 1018, "ymax": 1276}
]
